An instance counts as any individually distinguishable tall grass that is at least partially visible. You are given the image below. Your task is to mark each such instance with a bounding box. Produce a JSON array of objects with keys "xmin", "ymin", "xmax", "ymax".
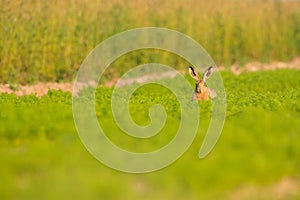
[{"xmin": 0, "ymin": 0, "xmax": 299, "ymax": 84}]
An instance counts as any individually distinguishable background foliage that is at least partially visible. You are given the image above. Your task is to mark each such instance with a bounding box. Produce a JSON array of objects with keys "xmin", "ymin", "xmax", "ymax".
[{"xmin": 0, "ymin": 0, "xmax": 300, "ymax": 83}]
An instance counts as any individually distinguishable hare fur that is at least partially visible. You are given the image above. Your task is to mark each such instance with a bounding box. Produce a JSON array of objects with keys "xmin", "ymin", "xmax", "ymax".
[{"xmin": 189, "ymin": 66, "xmax": 217, "ymax": 101}]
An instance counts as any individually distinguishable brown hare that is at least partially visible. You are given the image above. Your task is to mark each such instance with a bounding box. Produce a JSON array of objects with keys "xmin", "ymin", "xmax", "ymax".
[{"xmin": 189, "ymin": 66, "xmax": 217, "ymax": 101}]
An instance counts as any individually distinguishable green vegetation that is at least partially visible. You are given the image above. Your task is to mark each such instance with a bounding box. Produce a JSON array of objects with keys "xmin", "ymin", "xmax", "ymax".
[
  {"xmin": 1, "ymin": 0, "xmax": 300, "ymax": 83},
  {"xmin": 1, "ymin": 0, "xmax": 299, "ymax": 198},
  {"xmin": 0, "ymin": 70, "xmax": 299, "ymax": 199}
]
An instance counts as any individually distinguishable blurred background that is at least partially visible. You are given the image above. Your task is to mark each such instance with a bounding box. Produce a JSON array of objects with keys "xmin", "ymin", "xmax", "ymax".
[{"xmin": 0, "ymin": 0, "xmax": 299, "ymax": 84}]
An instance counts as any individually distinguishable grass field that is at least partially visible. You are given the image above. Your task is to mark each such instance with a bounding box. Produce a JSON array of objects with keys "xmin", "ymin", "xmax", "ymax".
[
  {"xmin": 1, "ymin": 0, "xmax": 300, "ymax": 83},
  {"xmin": 0, "ymin": 70, "xmax": 299, "ymax": 199},
  {"xmin": 1, "ymin": 0, "xmax": 300, "ymax": 199}
]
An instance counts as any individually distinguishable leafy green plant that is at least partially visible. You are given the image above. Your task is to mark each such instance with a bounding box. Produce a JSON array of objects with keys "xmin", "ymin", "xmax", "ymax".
[{"xmin": 0, "ymin": 70, "xmax": 299, "ymax": 199}]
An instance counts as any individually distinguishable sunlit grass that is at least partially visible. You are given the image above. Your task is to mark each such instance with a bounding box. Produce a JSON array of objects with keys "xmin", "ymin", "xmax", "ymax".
[{"xmin": 0, "ymin": 0, "xmax": 299, "ymax": 84}]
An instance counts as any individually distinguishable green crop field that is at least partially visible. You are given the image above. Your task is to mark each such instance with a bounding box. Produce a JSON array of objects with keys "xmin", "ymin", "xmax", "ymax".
[
  {"xmin": 0, "ymin": 70, "xmax": 299, "ymax": 199},
  {"xmin": 1, "ymin": 0, "xmax": 300, "ymax": 199}
]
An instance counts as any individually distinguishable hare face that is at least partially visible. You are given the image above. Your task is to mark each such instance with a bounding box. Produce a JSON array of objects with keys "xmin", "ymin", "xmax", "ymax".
[
  {"xmin": 193, "ymin": 84, "xmax": 211, "ymax": 100},
  {"xmin": 189, "ymin": 66, "xmax": 217, "ymax": 101}
]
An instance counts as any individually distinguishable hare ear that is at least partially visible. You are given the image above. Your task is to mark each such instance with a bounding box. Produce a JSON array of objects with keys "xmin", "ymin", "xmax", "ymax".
[
  {"xmin": 202, "ymin": 66, "xmax": 213, "ymax": 82},
  {"xmin": 189, "ymin": 66, "xmax": 199, "ymax": 80}
]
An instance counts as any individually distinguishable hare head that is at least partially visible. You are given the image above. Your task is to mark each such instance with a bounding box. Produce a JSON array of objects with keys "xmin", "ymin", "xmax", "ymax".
[{"xmin": 189, "ymin": 66, "xmax": 217, "ymax": 101}]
